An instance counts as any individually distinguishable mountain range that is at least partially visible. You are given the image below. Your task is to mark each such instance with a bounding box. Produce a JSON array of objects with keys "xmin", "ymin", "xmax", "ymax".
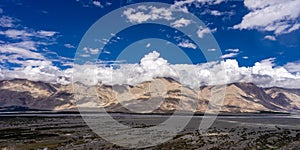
[{"xmin": 0, "ymin": 78, "xmax": 300, "ymax": 113}]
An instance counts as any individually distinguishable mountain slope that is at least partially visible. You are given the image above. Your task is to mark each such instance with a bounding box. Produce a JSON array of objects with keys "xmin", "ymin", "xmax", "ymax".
[
  {"xmin": 0, "ymin": 79, "xmax": 75, "ymax": 111},
  {"xmin": 0, "ymin": 78, "xmax": 299, "ymax": 113},
  {"xmin": 200, "ymin": 83, "xmax": 279, "ymax": 113},
  {"xmin": 265, "ymin": 87, "xmax": 300, "ymax": 110}
]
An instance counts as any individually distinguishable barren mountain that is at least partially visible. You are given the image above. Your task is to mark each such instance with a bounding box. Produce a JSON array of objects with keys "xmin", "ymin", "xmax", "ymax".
[
  {"xmin": 0, "ymin": 79, "xmax": 75, "ymax": 111},
  {"xmin": 0, "ymin": 78, "xmax": 299, "ymax": 113},
  {"xmin": 265, "ymin": 87, "xmax": 300, "ymax": 110}
]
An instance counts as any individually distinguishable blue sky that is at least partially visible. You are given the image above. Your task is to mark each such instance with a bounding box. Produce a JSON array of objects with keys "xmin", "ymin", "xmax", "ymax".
[{"xmin": 0, "ymin": 0, "xmax": 300, "ymax": 87}]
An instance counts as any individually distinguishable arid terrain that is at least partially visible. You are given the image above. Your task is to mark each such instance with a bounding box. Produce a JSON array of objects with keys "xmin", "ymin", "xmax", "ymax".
[
  {"xmin": 1, "ymin": 79, "xmax": 300, "ymax": 149},
  {"xmin": 0, "ymin": 113, "xmax": 300, "ymax": 149},
  {"xmin": 1, "ymin": 78, "xmax": 300, "ymax": 113}
]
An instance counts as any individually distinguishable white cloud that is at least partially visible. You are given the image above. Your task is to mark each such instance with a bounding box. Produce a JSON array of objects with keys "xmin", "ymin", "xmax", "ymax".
[
  {"xmin": 197, "ymin": 26, "xmax": 216, "ymax": 38},
  {"xmin": 80, "ymin": 54, "xmax": 91, "ymax": 58},
  {"xmin": 0, "ymin": 27, "xmax": 59, "ymax": 68},
  {"xmin": 264, "ymin": 35, "xmax": 276, "ymax": 41},
  {"xmin": 102, "ymin": 50, "xmax": 111, "ymax": 54},
  {"xmin": 0, "ymin": 43, "xmax": 64, "ymax": 84},
  {"xmin": 225, "ymin": 48, "xmax": 239, "ymax": 52},
  {"xmin": 122, "ymin": 2, "xmax": 224, "ymax": 28},
  {"xmin": 0, "ymin": 16, "xmax": 16, "ymax": 28},
  {"xmin": 106, "ymin": 2, "xmax": 112, "ymax": 6},
  {"xmin": 0, "ymin": 45, "xmax": 45, "ymax": 60},
  {"xmin": 0, "ymin": 29, "xmax": 33, "ymax": 39},
  {"xmin": 92, "ymin": 52, "xmax": 300, "ymax": 89},
  {"xmin": 123, "ymin": 8, "xmax": 149, "ymax": 23},
  {"xmin": 284, "ymin": 61, "xmax": 300, "ymax": 73},
  {"xmin": 76, "ymin": 0, "xmax": 109, "ymax": 8},
  {"xmin": 259, "ymin": 58, "xmax": 276, "ymax": 67},
  {"xmin": 2, "ymin": 51, "xmax": 300, "ymax": 89},
  {"xmin": 173, "ymin": 0, "xmax": 226, "ymax": 8},
  {"xmin": 89, "ymin": 48, "xmax": 99, "ymax": 54},
  {"xmin": 171, "ymin": 18, "xmax": 192, "ymax": 27},
  {"xmin": 92, "ymin": 1, "xmax": 102, "ymax": 7},
  {"xmin": 220, "ymin": 52, "xmax": 239, "ymax": 59},
  {"xmin": 208, "ymin": 48, "xmax": 216, "ymax": 51},
  {"xmin": 220, "ymin": 58, "xmax": 300, "ymax": 88},
  {"xmin": 0, "ymin": 29, "xmax": 57, "ymax": 39},
  {"xmin": 233, "ymin": 0, "xmax": 300, "ymax": 35},
  {"xmin": 83, "ymin": 47, "xmax": 100, "ymax": 54},
  {"xmin": 123, "ymin": 6, "xmax": 174, "ymax": 23},
  {"xmin": 146, "ymin": 43, "xmax": 151, "ymax": 48},
  {"xmin": 64, "ymin": 44, "xmax": 75, "ymax": 49},
  {"xmin": 11, "ymin": 41, "xmax": 37, "ymax": 51},
  {"xmin": 213, "ymin": 0, "xmax": 226, "ymax": 5},
  {"xmin": 37, "ymin": 30, "xmax": 57, "ymax": 37},
  {"xmin": 287, "ymin": 23, "xmax": 300, "ymax": 33},
  {"xmin": 221, "ymin": 49, "xmax": 240, "ymax": 59},
  {"xmin": 210, "ymin": 10, "xmax": 222, "ymax": 16},
  {"xmin": 242, "ymin": 56, "xmax": 249, "ymax": 59},
  {"xmin": 0, "ymin": 34, "xmax": 61, "ymax": 75},
  {"xmin": 2, "ymin": 65, "xmax": 61, "ymax": 83},
  {"xmin": 0, "ymin": 14, "xmax": 68, "ymax": 84},
  {"xmin": 178, "ymin": 40, "xmax": 197, "ymax": 49}
]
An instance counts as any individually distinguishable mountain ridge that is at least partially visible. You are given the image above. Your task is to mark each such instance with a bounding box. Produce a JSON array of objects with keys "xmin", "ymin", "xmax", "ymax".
[{"xmin": 0, "ymin": 78, "xmax": 300, "ymax": 113}]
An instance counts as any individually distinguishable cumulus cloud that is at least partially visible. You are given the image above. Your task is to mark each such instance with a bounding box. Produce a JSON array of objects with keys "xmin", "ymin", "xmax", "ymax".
[
  {"xmin": 171, "ymin": 18, "xmax": 192, "ymax": 27},
  {"xmin": 220, "ymin": 58, "xmax": 300, "ymax": 88},
  {"xmin": 178, "ymin": 40, "xmax": 197, "ymax": 49},
  {"xmin": 259, "ymin": 58, "xmax": 275, "ymax": 67},
  {"xmin": 0, "ymin": 43, "xmax": 66, "ymax": 81},
  {"xmin": 2, "ymin": 51, "xmax": 300, "ymax": 89},
  {"xmin": 71, "ymin": 52, "xmax": 300, "ymax": 89},
  {"xmin": 233, "ymin": 0, "xmax": 300, "ymax": 35},
  {"xmin": 93, "ymin": 52, "xmax": 300, "ymax": 89},
  {"xmin": 0, "ymin": 59, "xmax": 72, "ymax": 85},
  {"xmin": 284, "ymin": 61, "xmax": 300, "ymax": 73},
  {"xmin": 3, "ymin": 65, "xmax": 61, "ymax": 83}
]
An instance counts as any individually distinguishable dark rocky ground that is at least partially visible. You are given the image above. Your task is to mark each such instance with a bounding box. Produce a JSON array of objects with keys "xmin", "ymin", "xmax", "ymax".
[{"xmin": 0, "ymin": 113, "xmax": 300, "ymax": 150}]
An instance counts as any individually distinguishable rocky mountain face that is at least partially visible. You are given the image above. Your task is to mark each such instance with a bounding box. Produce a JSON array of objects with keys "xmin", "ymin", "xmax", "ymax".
[
  {"xmin": 0, "ymin": 79, "xmax": 75, "ymax": 111},
  {"xmin": 0, "ymin": 78, "xmax": 300, "ymax": 113}
]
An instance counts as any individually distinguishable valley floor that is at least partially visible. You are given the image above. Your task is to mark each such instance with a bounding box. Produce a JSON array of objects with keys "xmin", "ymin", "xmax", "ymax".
[{"xmin": 0, "ymin": 113, "xmax": 300, "ymax": 149}]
